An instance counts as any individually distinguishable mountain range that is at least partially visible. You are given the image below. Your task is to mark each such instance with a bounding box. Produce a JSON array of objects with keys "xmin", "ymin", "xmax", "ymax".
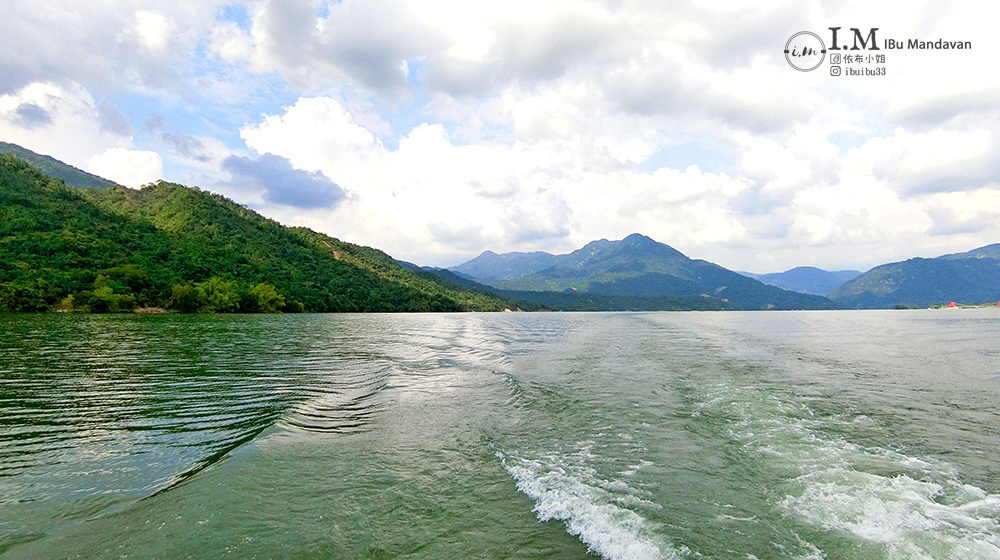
[
  {"xmin": 2, "ymin": 140, "xmax": 998, "ymax": 312},
  {"xmin": 452, "ymin": 238, "xmax": 1000, "ymax": 310},
  {"xmin": 738, "ymin": 267, "xmax": 862, "ymax": 296},
  {"xmin": 451, "ymin": 234, "xmax": 837, "ymax": 310}
]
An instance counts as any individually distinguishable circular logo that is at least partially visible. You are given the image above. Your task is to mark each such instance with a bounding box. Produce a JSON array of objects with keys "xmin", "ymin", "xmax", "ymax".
[{"xmin": 784, "ymin": 31, "xmax": 826, "ymax": 72}]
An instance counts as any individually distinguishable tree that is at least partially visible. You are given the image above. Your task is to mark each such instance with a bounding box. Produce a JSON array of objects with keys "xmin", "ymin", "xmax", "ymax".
[
  {"xmin": 86, "ymin": 274, "xmax": 137, "ymax": 313},
  {"xmin": 170, "ymin": 283, "xmax": 207, "ymax": 312},
  {"xmin": 198, "ymin": 276, "xmax": 240, "ymax": 312},
  {"xmin": 245, "ymin": 282, "xmax": 285, "ymax": 313}
]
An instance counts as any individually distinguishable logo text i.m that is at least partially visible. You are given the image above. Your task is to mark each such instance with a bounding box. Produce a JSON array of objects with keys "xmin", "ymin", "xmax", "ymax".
[
  {"xmin": 784, "ymin": 31, "xmax": 827, "ymax": 71},
  {"xmin": 829, "ymin": 27, "xmax": 880, "ymax": 51}
]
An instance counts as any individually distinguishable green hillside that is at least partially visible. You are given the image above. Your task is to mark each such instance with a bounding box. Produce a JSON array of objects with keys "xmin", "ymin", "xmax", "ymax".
[
  {"xmin": 0, "ymin": 153, "xmax": 522, "ymax": 313},
  {"xmin": 829, "ymin": 252, "xmax": 1000, "ymax": 308},
  {"xmin": 0, "ymin": 141, "xmax": 118, "ymax": 189}
]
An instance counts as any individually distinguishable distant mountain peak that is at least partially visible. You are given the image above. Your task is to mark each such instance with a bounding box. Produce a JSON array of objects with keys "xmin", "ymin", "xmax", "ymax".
[
  {"xmin": 450, "ymin": 233, "xmax": 836, "ymax": 310},
  {"xmin": 616, "ymin": 234, "xmax": 687, "ymax": 259},
  {"xmin": 451, "ymin": 249, "xmax": 559, "ymax": 282},
  {"xmin": 578, "ymin": 238, "xmax": 614, "ymax": 251},
  {"xmin": 623, "ymin": 233, "xmax": 655, "ymax": 243},
  {"xmin": 744, "ymin": 267, "xmax": 862, "ymax": 296}
]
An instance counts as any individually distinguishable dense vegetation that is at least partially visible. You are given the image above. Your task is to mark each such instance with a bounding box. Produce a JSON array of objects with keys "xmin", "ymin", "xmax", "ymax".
[
  {"xmin": 0, "ymin": 141, "xmax": 118, "ymax": 189},
  {"xmin": 0, "ymin": 154, "xmax": 524, "ymax": 313}
]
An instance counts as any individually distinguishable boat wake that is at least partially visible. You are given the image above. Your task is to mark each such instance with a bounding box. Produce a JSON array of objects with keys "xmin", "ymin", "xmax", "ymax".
[
  {"xmin": 702, "ymin": 378, "xmax": 1000, "ymax": 559},
  {"xmin": 497, "ymin": 442, "xmax": 682, "ymax": 560}
]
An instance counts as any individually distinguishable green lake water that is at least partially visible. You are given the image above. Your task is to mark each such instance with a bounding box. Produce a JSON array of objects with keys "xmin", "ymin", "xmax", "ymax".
[{"xmin": 2, "ymin": 310, "xmax": 1000, "ymax": 559}]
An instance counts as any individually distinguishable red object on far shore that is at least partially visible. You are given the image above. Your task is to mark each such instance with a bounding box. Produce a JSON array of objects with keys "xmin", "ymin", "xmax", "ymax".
[{"xmin": 949, "ymin": 301, "xmax": 957, "ymax": 308}]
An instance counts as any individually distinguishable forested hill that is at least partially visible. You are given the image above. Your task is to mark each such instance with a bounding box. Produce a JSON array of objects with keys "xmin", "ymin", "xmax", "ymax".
[
  {"xmin": 0, "ymin": 154, "xmax": 525, "ymax": 313},
  {"xmin": 0, "ymin": 141, "xmax": 118, "ymax": 190},
  {"xmin": 829, "ymin": 247, "xmax": 1000, "ymax": 308}
]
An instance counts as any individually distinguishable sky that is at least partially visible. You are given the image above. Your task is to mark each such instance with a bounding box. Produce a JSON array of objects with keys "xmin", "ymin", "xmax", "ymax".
[{"xmin": 1, "ymin": 1, "xmax": 998, "ymax": 273}]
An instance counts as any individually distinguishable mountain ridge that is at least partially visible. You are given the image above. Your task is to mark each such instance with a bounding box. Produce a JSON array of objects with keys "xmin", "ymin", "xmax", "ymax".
[
  {"xmin": 739, "ymin": 266, "xmax": 862, "ymax": 295},
  {"xmin": 451, "ymin": 234, "xmax": 838, "ymax": 310},
  {"xmin": 7, "ymin": 141, "xmax": 996, "ymax": 311},
  {"xmin": 0, "ymin": 150, "xmax": 526, "ymax": 313},
  {"xmin": 830, "ymin": 246, "xmax": 1000, "ymax": 308},
  {"xmin": 0, "ymin": 141, "xmax": 119, "ymax": 190}
]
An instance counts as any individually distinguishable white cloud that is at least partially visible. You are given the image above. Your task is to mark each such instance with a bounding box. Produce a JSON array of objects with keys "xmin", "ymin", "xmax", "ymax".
[
  {"xmin": 133, "ymin": 10, "xmax": 176, "ymax": 55},
  {"xmin": 4, "ymin": 0, "xmax": 1000, "ymax": 272},
  {"xmin": 847, "ymin": 129, "xmax": 999, "ymax": 196},
  {"xmin": 88, "ymin": 147, "xmax": 163, "ymax": 188},
  {"xmin": 237, "ymin": 95, "xmax": 760, "ymax": 265},
  {"xmin": 0, "ymin": 82, "xmax": 129, "ymax": 167},
  {"xmin": 240, "ymin": 96, "xmax": 387, "ymax": 186},
  {"xmin": 923, "ymin": 189, "xmax": 1000, "ymax": 240},
  {"xmin": 0, "ymin": 81, "xmax": 169, "ymax": 188},
  {"xmin": 0, "ymin": 2, "xmax": 224, "ymax": 94},
  {"xmin": 209, "ymin": 21, "xmax": 253, "ymax": 62}
]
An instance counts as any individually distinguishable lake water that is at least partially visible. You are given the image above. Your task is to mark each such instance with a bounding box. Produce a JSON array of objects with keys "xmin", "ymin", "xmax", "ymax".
[{"xmin": 2, "ymin": 310, "xmax": 1000, "ymax": 559}]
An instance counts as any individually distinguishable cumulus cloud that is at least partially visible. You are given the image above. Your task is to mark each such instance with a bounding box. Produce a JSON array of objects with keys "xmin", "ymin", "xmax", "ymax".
[
  {"xmin": 504, "ymin": 192, "xmax": 572, "ymax": 243},
  {"xmin": 0, "ymin": 82, "xmax": 130, "ymax": 166},
  {"xmin": 9, "ymin": 103, "xmax": 53, "ymax": 129},
  {"xmin": 222, "ymin": 153, "xmax": 348, "ymax": 209},
  {"xmin": 133, "ymin": 10, "xmax": 176, "ymax": 55},
  {"xmin": 886, "ymin": 88, "xmax": 1000, "ymax": 128},
  {"xmin": 236, "ymin": 95, "xmax": 760, "ymax": 264},
  {"xmin": 209, "ymin": 21, "xmax": 253, "ymax": 62},
  {"xmin": 922, "ymin": 190, "xmax": 1000, "ymax": 239},
  {"xmin": 226, "ymin": 61, "xmax": 1000, "ymax": 268},
  {"xmin": 88, "ymin": 148, "xmax": 163, "ymax": 188},
  {"xmin": 0, "ymin": 81, "xmax": 171, "ymax": 189},
  {"xmin": 205, "ymin": 0, "xmax": 816, "ymax": 133},
  {"xmin": 5, "ymin": 0, "xmax": 1000, "ymax": 271},
  {"xmin": 220, "ymin": 0, "xmax": 433, "ymax": 97},
  {"xmin": 0, "ymin": 2, "xmax": 223, "ymax": 95},
  {"xmin": 847, "ymin": 129, "xmax": 1000, "ymax": 197}
]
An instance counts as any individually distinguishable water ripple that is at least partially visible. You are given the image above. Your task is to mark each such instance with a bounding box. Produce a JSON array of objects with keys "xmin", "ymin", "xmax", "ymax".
[{"xmin": 0, "ymin": 314, "xmax": 354, "ymax": 508}]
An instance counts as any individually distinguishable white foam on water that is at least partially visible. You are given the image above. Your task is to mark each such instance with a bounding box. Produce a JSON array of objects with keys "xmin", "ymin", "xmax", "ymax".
[
  {"xmin": 781, "ymin": 468, "xmax": 1000, "ymax": 559},
  {"xmin": 706, "ymin": 382, "xmax": 1000, "ymax": 559},
  {"xmin": 497, "ymin": 446, "xmax": 683, "ymax": 560}
]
